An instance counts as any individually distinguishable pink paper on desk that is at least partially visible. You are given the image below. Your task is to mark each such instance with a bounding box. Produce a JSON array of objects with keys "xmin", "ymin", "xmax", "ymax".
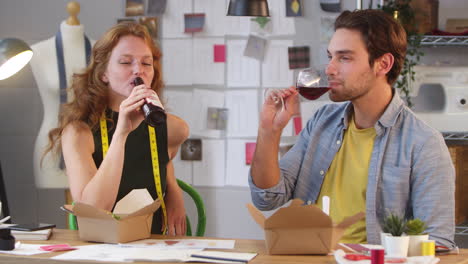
[
  {"xmin": 40, "ymin": 244, "xmax": 77, "ymax": 252},
  {"xmin": 214, "ymin": 45, "xmax": 226, "ymax": 63}
]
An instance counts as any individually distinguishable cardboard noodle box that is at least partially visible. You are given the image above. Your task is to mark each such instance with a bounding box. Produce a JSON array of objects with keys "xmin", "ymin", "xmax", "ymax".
[
  {"xmin": 65, "ymin": 189, "xmax": 161, "ymax": 243},
  {"xmin": 247, "ymin": 199, "xmax": 365, "ymax": 255}
]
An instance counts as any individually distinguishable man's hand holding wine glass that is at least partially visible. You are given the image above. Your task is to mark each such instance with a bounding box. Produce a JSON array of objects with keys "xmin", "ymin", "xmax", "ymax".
[
  {"xmin": 260, "ymin": 65, "xmax": 329, "ymax": 134},
  {"xmin": 260, "ymin": 87, "xmax": 299, "ymax": 133}
]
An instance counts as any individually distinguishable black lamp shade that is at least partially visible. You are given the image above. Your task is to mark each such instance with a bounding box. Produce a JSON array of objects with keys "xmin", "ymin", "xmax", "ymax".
[
  {"xmin": 227, "ymin": 0, "xmax": 270, "ymax": 17},
  {"xmin": 0, "ymin": 38, "xmax": 33, "ymax": 80}
]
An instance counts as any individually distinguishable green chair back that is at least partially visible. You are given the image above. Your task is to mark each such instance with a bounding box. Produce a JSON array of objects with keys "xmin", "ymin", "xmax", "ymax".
[{"xmin": 68, "ymin": 179, "xmax": 206, "ymax": 237}]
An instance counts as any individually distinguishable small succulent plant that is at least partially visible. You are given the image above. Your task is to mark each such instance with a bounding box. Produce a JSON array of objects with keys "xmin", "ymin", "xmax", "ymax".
[
  {"xmin": 405, "ymin": 218, "xmax": 427, "ymax": 235},
  {"xmin": 382, "ymin": 212, "xmax": 407, "ymax": 236}
]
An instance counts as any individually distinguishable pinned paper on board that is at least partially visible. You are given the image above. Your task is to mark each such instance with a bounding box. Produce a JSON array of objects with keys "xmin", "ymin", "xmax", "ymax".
[
  {"xmin": 147, "ymin": 0, "xmax": 167, "ymax": 16},
  {"xmin": 184, "ymin": 13, "xmax": 205, "ymax": 33},
  {"xmin": 213, "ymin": 45, "xmax": 226, "ymax": 63},
  {"xmin": 321, "ymin": 16, "xmax": 337, "ymax": 43},
  {"xmin": 244, "ymin": 35, "xmax": 267, "ymax": 61},
  {"xmin": 125, "ymin": 0, "xmax": 144, "ymax": 16},
  {"xmin": 286, "ymin": 0, "xmax": 302, "ymax": 17},
  {"xmin": 181, "ymin": 139, "xmax": 202, "ymax": 161},
  {"xmin": 207, "ymin": 107, "xmax": 228, "ymax": 130},
  {"xmin": 245, "ymin": 142, "xmax": 256, "ymax": 165},
  {"xmin": 288, "ymin": 46, "xmax": 310, "ymax": 69}
]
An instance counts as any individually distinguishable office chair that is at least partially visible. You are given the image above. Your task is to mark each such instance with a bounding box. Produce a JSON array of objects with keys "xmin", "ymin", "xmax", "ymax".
[{"xmin": 68, "ymin": 179, "xmax": 206, "ymax": 236}]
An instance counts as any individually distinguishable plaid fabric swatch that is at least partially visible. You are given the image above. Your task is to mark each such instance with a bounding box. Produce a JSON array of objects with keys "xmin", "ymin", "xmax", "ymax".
[
  {"xmin": 184, "ymin": 13, "xmax": 205, "ymax": 33},
  {"xmin": 288, "ymin": 46, "xmax": 310, "ymax": 69}
]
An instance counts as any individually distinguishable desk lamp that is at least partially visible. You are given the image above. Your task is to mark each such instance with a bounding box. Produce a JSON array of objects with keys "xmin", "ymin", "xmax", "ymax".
[
  {"xmin": 227, "ymin": 0, "xmax": 270, "ymax": 17},
  {"xmin": 0, "ymin": 38, "xmax": 32, "ymax": 225},
  {"xmin": 0, "ymin": 38, "xmax": 33, "ymax": 80}
]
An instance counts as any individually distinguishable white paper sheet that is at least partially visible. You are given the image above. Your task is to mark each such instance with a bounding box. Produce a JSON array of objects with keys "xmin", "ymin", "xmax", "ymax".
[
  {"xmin": 268, "ymin": 0, "xmax": 296, "ymax": 36},
  {"xmin": 226, "ymin": 139, "xmax": 251, "ymax": 187},
  {"xmin": 128, "ymin": 249, "xmax": 255, "ymax": 263},
  {"xmin": 193, "ymin": 38, "xmax": 225, "ymax": 85},
  {"xmin": 225, "ymin": 90, "xmax": 258, "ymax": 137},
  {"xmin": 122, "ymin": 238, "xmax": 235, "ymax": 249},
  {"xmin": 164, "ymin": 89, "xmax": 195, "ymax": 133},
  {"xmin": 51, "ymin": 244, "xmax": 135, "ymax": 262},
  {"xmin": 194, "ymin": 0, "xmax": 226, "ymax": 37},
  {"xmin": 320, "ymin": 15, "xmax": 338, "ymax": 43},
  {"xmin": 262, "ymin": 40, "xmax": 294, "ymax": 87},
  {"xmin": 227, "ymin": 40, "xmax": 260, "ymax": 87},
  {"xmin": 162, "ymin": 0, "xmax": 192, "ymax": 38},
  {"xmin": 0, "ymin": 243, "xmax": 50, "ymax": 256},
  {"xmin": 191, "ymin": 89, "xmax": 225, "ymax": 138},
  {"xmin": 193, "ymin": 139, "xmax": 225, "ymax": 187},
  {"xmin": 53, "ymin": 245, "xmax": 253, "ymax": 264},
  {"xmin": 163, "ymin": 39, "xmax": 193, "ymax": 85}
]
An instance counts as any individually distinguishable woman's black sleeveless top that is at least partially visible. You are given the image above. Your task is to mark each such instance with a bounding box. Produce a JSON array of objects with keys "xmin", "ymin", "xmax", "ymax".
[{"xmin": 92, "ymin": 109, "xmax": 169, "ymax": 234}]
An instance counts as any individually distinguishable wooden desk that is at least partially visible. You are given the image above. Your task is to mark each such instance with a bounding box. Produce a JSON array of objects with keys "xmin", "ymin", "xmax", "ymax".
[{"xmin": 0, "ymin": 229, "xmax": 467, "ymax": 264}]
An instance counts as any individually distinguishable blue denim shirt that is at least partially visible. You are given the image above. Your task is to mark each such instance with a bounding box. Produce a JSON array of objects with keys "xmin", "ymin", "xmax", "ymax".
[{"xmin": 249, "ymin": 93, "xmax": 456, "ymax": 248}]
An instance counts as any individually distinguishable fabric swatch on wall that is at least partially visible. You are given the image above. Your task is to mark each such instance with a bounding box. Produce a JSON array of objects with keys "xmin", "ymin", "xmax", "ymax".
[
  {"xmin": 288, "ymin": 46, "xmax": 310, "ymax": 69},
  {"xmin": 184, "ymin": 13, "xmax": 205, "ymax": 33}
]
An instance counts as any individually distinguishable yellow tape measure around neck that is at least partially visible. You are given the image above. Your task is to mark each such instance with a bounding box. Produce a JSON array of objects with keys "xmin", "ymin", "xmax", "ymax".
[{"xmin": 99, "ymin": 113, "xmax": 167, "ymax": 234}]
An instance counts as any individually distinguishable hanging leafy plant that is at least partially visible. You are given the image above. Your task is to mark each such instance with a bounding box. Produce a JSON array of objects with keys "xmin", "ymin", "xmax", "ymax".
[{"xmin": 380, "ymin": 0, "xmax": 424, "ymax": 108}]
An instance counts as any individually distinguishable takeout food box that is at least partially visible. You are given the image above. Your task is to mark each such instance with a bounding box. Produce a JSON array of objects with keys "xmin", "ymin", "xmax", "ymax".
[
  {"xmin": 247, "ymin": 199, "xmax": 365, "ymax": 255},
  {"xmin": 65, "ymin": 189, "xmax": 161, "ymax": 243}
]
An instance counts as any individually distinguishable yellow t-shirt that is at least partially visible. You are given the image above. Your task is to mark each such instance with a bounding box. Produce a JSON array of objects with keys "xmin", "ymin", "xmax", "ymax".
[{"xmin": 316, "ymin": 115, "xmax": 376, "ymax": 243}]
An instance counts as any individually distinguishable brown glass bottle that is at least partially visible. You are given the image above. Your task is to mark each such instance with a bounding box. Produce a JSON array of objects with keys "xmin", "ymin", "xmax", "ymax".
[{"xmin": 133, "ymin": 77, "xmax": 166, "ymax": 127}]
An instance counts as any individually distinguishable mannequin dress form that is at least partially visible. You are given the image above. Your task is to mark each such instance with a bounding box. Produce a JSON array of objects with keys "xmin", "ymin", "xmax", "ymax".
[{"xmin": 31, "ymin": 1, "xmax": 94, "ymax": 188}]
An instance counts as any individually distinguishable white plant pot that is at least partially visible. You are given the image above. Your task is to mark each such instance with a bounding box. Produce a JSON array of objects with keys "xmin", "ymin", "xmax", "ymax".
[
  {"xmin": 408, "ymin": 234, "xmax": 430, "ymax": 256},
  {"xmin": 384, "ymin": 235, "xmax": 409, "ymax": 257},
  {"xmin": 380, "ymin": 232, "xmax": 391, "ymax": 249}
]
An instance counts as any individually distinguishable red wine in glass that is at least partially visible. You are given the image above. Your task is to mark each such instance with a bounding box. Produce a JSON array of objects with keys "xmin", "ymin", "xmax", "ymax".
[
  {"xmin": 296, "ymin": 66, "xmax": 330, "ymax": 100},
  {"xmin": 297, "ymin": 86, "xmax": 331, "ymax": 100}
]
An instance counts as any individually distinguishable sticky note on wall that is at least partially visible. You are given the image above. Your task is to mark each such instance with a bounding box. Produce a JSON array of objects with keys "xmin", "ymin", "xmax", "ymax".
[{"xmin": 214, "ymin": 45, "xmax": 226, "ymax": 63}]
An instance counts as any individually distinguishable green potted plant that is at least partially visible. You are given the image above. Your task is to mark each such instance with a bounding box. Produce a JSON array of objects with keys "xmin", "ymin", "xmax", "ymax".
[
  {"xmin": 380, "ymin": 0, "xmax": 424, "ymax": 108},
  {"xmin": 406, "ymin": 218, "xmax": 429, "ymax": 256},
  {"xmin": 382, "ymin": 212, "xmax": 409, "ymax": 257}
]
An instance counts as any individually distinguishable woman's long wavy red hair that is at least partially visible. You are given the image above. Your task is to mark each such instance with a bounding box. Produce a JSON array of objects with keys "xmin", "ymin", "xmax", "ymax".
[{"xmin": 43, "ymin": 22, "xmax": 164, "ymax": 162}]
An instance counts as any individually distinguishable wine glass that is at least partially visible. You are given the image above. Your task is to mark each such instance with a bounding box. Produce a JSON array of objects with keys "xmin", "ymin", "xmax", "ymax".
[
  {"xmin": 263, "ymin": 88, "xmax": 285, "ymax": 112},
  {"xmin": 296, "ymin": 66, "xmax": 330, "ymax": 100}
]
